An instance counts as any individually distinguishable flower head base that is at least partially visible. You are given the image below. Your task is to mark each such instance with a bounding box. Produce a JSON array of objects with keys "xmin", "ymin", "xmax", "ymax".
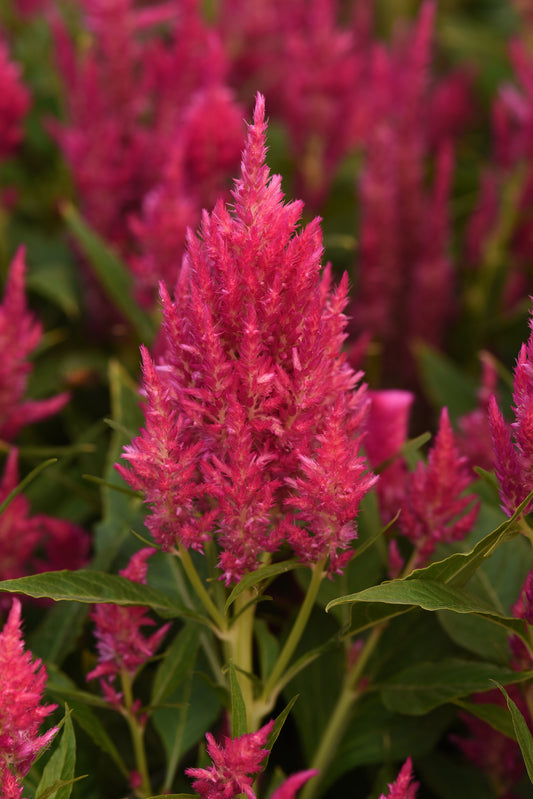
[
  {"xmin": 379, "ymin": 758, "xmax": 418, "ymax": 799},
  {"xmin": 87, "ymin": 548, "xmax": 169, "ymax": 702},
  {"xmin": 0, "ymin": 248, "xmax": 69, "ymax": 441},
  {"xmin": 399, "ymin": 407, "xmax": 479, "ymax": 565},
  {"xmin": 0, "ymin": 599, "xmax": 58, "ymax": 793},
  {"xmin": 118, "ymin": 94, "xmax": 376, "ymax": 583}
]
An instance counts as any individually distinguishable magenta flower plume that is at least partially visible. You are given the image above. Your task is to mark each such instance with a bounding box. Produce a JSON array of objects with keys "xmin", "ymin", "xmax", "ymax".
[
  {"xmin": 269, "ymin": 770, "xmax": 319, "ymax": 799},
  {"xmin": 186, "ymin": 720, "xmax": 275, "ymax": 799},
  {"xmin": 0, "ymin": 599, "xmax": 58, "ymax": 794},
  {"xmin": 489, "ymin": 308, "xmax": 533, "ymax": 514},
  {"xmin": 379, "ymin": 758, "xmax": 418, "ymax": 799},
  {"xmin": 0, "ymin": 247, "xmax": 69, "ymax": 441},
  {"xmin": 0, "ymin": 449, "xmax": 89, "ymax": 601},
  {"xmin": 399, "ymin": 408, "xmax": 479, "ymax": 565},
  {"xmin": 0, "ymin": 39, "xmax": 29, "ymax": 159},
  {"xmin": 118, "ymin": 94, "xmax": 376, "ymax": 583},
  {"xmin": 365, "ymin": 390, "xmax": 414, "ymax": 522},
  {"xmin": 87, "ymin": 548, "xmax": 169, "ymax": 702}
]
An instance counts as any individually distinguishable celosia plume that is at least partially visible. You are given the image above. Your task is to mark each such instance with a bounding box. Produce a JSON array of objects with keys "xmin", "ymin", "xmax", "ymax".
[
  {"xmin": 0, "ymin": 38, "xmax": 30, "ymax": 159},
  {"xmin": 0, "ymin": 247, "xmax": 69, "ymax": 441},
  {"xmin": 0, "ymin": 449, "xmax": 89, "ymax": 600},
  {"xmin": 87, "ymin": 548, "xmax": 169, "ymax": 705},
  {"xmin": 186, "ymin": 721, "xmax": 317, "ymax": 799},
  {"xmin": 489, "ymin": 307, "xmax": 533, "ymax": 514},
  {"xmin": 0, "ymin": 599, "xmax": 58, "ymax": 794},
  {"xmin": 399, "ymin": 407, "xmax": 479, "ymax": 565},
  {"xmin": 379, "ymin": 758, "xmax": 418, "ymax": 799},
  {"xmin": 118, "ymin": 94, "xmax": 376, "ymax": 583}
]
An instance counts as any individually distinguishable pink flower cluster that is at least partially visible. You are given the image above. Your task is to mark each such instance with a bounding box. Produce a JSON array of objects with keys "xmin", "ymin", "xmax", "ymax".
[
  {"xmin": 52, "ymin": 0, "xmax": 245, "ymax": 306},
  {"xmin": 399, "ymin": 408, "xmax": 479, "ymax": 566},
  {"xmin": 0, "ymin": 38, "xmax": 29, "ymax": 160},
  {"xmin": 87, "ymin": 548, "xmax": 169, "ymax": 707},
  {"xmin": 379, "ymin": 758, "xmax": 418, "ymax": 799},
  {"xmin": 0, "ymin": 248, "xmax": 69, "ymax": 441},
  {"xmin": 186, "ymin": 720, "xmax": 317, "ymax": 799},
  {"xmin": 0, "ymin": 449, "xmax": 88, "ymax": 599},
  {"xmin": 490, "ymin": 307, "xmax": 533, "ymax": 515},
  {"xmin": 0, "ymin": 599, "xmax": 58, "ymax": 799},
  {"xmin": 118, "ymin": 95, "xmax": 376, "ymax": 583}
]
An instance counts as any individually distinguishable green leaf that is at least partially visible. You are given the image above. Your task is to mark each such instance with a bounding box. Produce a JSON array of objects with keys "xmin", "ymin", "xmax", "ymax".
[
  {"xmin": 0, "ymin": 570, "xmax": 188, "ymax": 618},
  {"xmin": 225, "ymin": 559, "xmax": 302, "ymax": 613},
  {"xmin": 493, "ymin": 681, "xmax": 533, "ymax": 784},
  {"xmin": 0, "ymin": 458, "xmax": 58, "ymax": 516},
  {"xmin": 415, "ymin": 343, "xmax": 478, "ymax": 418},
  {"xmin": 36, "ymin": 709, "xmax": 77, "ymax": 799},
  {"xmin": 61, "ymin": 203, "xmax": 155, "ymax": 343},
  {"xmin": 327, "ymin": 578, "xmax": 529, "ymax": 640},
  {"xmin": 151, "ymin": 625, "xmax": 200, "ymax": 707},
  {"xmin": 268, "ymin": 695, "xmax": 299, "ymax": 752},
  {"xmin": 229, "ymin": 662, "xmax": 248, "ymax": 736},
  {"xmin": 380, "ymin": 659, "xmax": 531, "ymax": 715},
  {"xmin": 453, "ymin": 699, "xmax": 517, "ymax": 741}
]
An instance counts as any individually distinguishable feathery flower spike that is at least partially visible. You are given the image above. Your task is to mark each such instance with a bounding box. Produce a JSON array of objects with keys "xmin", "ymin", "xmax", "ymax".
[
  {"xmin": 87, "ymin": 548, "xmax": 170, "ymax": 705},
  {"xmin": 379, "ymin": 758, "xmax": 418, "ymax": 799},
  {"xmin": 119, "ymin": 94, "xmax": 376, "ymax": 583},
  {"xmin": 399, "ymin": 407, "xmax": 478, "ymax": 565},
  {"xmin": 490, "ymin": 304, "xmax": 533, "ymax": 514},
  {"xmin": 0, "ymin": 599, "xmax": 58, "ymax": 795},
  {"xmin": 0, "ymin": 247, "xmax": 69, "ymax": 441}
]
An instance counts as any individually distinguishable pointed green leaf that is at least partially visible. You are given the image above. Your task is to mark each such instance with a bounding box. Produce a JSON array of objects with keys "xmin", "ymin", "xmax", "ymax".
[
  {"xmin": 0, "ymin": 458, "xmax": 58, "ymax": 516},
  {"xmin": 225, "ymin": 559, "xmax": 302, "ymax": 613},
  {"xmin": 151, "ymin": 625, "xmax": 200, "ymax": 707},
  {"xmin": 61, "ymin": 203, "xmax": 155, "ymax": 343},
  {"xmin": 381, "ymin": 659, "xmax": 532, "ymax": 715},
  {"xmin": 453, "ymin": 699, "xmax": 516, "ymax": 741},
  {"xmin": 36, "ymin": 709, "xmax": 76, "ymax": 799},
  {"xmin": 494, "ymin": 681, "xmax": 533, "ymax": 783},
  {"xmin": 0, "ymin": 570, "xmax": 190, "ymax": 619},
  {"xmin": 267, "ymin": 695, "xmax": 299, "ymax": 752},
  {"xmin": 229, "ymin": 662, "xmax": 248, "ymax": 737}
]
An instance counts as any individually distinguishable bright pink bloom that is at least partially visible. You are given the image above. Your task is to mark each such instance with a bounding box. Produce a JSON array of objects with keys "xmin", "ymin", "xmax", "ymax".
[
  {"xmin": 53, "ymin": 0, "xmax": 244, "ymax": 309},
  {"xmin": 270, "ymin": 771, "xmax": 318, "ymax": 799},
  {"xmin": 118, "ymin": 95, "xmax": 375, "ymax": 583},
  {"xmin": 365, "ymin": 390, "xmax": 414, "ymax": 522},
  {"xmin": 87, "ymin": 548, "xmax": 169, "ymax": 702},
  {"xmin": 0, "ymin": 449, "xmax": 89, "ymax": 604},
  {"xmin": 379, "ymin": 758, "xmax": 418, "ymax": 799},
  {"xmin": 400, "ymin": 408, "xmax": 478, "ymax": 565},
  {"xmin": 0, "ymin": 247, "xmax": 69, "ymax": 441},
  {"xmin": 457, "ymin": 352, "xmax": 498, "ymax": 472},
  {"xmin": 0, "ymin": 39, "xmax": 29, "ymax": 159},
  {"xmin": 509, "ymin": 571, "xmax": 533, "ymax": 670},
  {"xmin": 489, "ymin": 308, "xmax": 533, "ymax": 514},
  {"xmin": 0, "ymin": 599, "xmax": 58, "ymax": 794}
]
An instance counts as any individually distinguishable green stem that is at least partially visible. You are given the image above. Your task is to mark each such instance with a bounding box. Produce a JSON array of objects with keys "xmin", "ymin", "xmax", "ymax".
[
  {"xmin": 121, "ymin": 671, "xmax": 151, "ymax": 798},
  {"xmin": 178, "ymin": 544, "xmax": 227, "ymax": 633},
  {"xmin": 260, "ymin": 560, "xmax": 325, "ymax": 711},
  {"xmin": 300, "ymin": 624, "xmax": 383, "ymax": 799},
  {"xmin": 518, "ymin": 516, "xmax": 533, "ymax": 549},
  {"xmin": 227, "ymin": 589, "xmax": 256, "ymax": 729},
  {"xmin": 169, "ymin": 557, "xmax": 224, "ymax": 684}
]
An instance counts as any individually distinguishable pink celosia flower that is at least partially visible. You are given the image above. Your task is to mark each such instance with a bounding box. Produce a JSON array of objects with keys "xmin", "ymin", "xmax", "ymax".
[
  {"xmin": 0, "ymin": 449, "xmax": 89, "ymax": 606},
  {"xmin": 0, "ymin": 599, "xmax": 58, "ymax": 794},
  {"xmin": 399, "ymin": 407, "xmax": 479, "ymax": 565},
  {"xmin": 186, "ymin": 721, "xmax": 317, "ymax": 799},
  {"xmin": 118, "ymin": 94, "xmax": 376, "ymax": 583},
  {"xmin": 457, "ymin": 351, "xmax": 498, "ymax": 473},
  {"xmin": 509, "ymin": 571, "xmax": 533, "ymax": 670},
  {"xmin": 186, "ymin": 721, "xmax": 275, "ymax": 799},
  {"xmin": 489, "ymin": 308, "xmax": 533, "ymax": 515},
  {"xmin": 379, "ymin": 758, "xmax": 418, "ymax": 799},
  {"xmin": 87, "ymin": 548, "xmax": 169, "ymax": 704},
  {"xmin": 0, "ymin": 247, "xmax": 69, "ymax": 441},
  {"xmin": 0, "ymin": 39, "xmax": 30, "ymax": 159},
  {"xmin": 365, "ymin": 390, "xmax": 414, "ymax": 522}
]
